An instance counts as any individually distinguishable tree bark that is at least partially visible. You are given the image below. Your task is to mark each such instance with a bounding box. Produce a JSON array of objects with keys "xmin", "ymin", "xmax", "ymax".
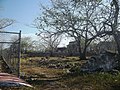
[
  {"xmin": 77, "ymin": 40, "xmax": 87, "ymax": 60},
  {"xmin": 112, "ymin": 0, "xmax": 120, "ymax": 56},
  {"xmin": 80, "ymin": 52, "xmax": 87, "ymax": 60}
]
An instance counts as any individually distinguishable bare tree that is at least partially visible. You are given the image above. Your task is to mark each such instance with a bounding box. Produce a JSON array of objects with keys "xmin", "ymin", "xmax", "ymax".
[
  {"xmin": 37, "ymin": 32, "xmax": 62, "ymax": 56},
  {"xmin": 108, "ymin": 0, "xmax": 120, "ymax": 56},
  {"xmin": 0, "ymin": 18, "xmax": 15, "ymax": 30},
  {"xmin": 0, "ymin": 18, "xmax": 15, "ymax": 54},
  {"xmin": 34, "ymin": 0, "xmax": 112, "ymax": 59},
  {"xmin": 21, "ymin": 37, "xmax": 35, "ymax": 53},
  {"xmin": 97, "ymin": 0, "xmax": 120, "ymax": 55}
]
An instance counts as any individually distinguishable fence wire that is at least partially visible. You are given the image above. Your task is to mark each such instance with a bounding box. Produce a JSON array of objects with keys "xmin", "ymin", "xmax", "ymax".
[{"xmin": 0, "ymin": 31, "xmax": 21, "ymax": 77}]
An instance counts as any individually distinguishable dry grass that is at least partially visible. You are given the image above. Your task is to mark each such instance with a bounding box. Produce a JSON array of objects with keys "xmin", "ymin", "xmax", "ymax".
[
  {"xmin": 21, "ymin": 67, "xmax": 64, "ymax": 78},
  {"xmin": 8, "ymin": 56, "xmax": 120, "ymax": 90}
]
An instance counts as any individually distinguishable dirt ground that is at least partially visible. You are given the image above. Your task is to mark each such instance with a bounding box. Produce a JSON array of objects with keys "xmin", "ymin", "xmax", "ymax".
[
  {"xmin": 3, "ymin": 56, "xmax": 120, "ymax": 90},
  {"xmin": 19, "ymin": 57, "xmax": 85, "ymax": 90}
]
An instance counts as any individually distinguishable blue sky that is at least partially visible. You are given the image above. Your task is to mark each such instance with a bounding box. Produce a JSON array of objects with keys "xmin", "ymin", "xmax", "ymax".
[
  {"xmin": 0, "ymin": 0, "xmax": 71, "ymax": 47},
  {"xmin": 0, "ymin": 0, "xmax": 50, "ymax": 34}
]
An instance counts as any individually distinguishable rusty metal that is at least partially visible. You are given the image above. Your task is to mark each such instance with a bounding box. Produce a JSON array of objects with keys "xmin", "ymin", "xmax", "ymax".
[{"xmin": 0, "ymin": 73, "xmax": 32, "ymax": 87}]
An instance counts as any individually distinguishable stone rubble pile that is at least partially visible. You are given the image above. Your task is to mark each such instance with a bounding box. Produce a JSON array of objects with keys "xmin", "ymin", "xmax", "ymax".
[{"xmin": 80, "ymin": 51, "xmax": 118, "ymax": 72}]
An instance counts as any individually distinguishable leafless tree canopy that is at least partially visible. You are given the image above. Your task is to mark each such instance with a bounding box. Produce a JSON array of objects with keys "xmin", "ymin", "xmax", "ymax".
[
  {"xmin": 36, "ymin": 32, "xmax": 62, "ymax": 56},
  {"xmin": 0, "ymin": 18, "xmax": 15, "ymax": 30},
  {"xmin": 34, "ymin": 0, "xmax": 120, "ymax": 59}
]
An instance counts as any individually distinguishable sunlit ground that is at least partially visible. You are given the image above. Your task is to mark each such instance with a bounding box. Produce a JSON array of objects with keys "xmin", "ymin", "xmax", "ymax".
[{"xmin": 3, "ymin": 57, "xmax": 120, "ymax": 90}]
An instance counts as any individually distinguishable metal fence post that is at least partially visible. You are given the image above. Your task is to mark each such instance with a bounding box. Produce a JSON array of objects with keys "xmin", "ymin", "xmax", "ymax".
[{"xmin": 18, "ymin": 30, "xmax": 21, "ymax": 77}]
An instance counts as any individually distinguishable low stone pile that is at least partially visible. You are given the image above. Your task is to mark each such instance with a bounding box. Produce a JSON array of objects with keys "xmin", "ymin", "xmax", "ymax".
[
  {"xmin": 28, "ymin": 57, "xmax": 75, "ymax": 69},
  {"xmin": 48, "ymin": 63, "xmax": 73, "ymax": 69},
  {"xmin": 80, "ymin": 51, "xmax": 118, "ymax": 73}
]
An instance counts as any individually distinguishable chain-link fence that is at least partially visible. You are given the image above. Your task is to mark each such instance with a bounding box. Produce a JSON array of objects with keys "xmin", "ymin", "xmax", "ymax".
[{"xmin": 0, "ymin": 31, "xmax": 21, "ymax": 77}]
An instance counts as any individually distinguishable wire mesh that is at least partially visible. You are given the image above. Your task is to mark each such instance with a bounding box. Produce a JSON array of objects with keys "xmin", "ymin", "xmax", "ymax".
[{"xmin": 0, "ymin": 31, "xmax": 21, "ymax": 77}]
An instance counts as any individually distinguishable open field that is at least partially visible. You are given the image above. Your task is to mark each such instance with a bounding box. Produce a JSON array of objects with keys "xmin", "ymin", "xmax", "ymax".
[{"xmin": 4, "ymin": 57, "xmax": 120, "ymax": 90}]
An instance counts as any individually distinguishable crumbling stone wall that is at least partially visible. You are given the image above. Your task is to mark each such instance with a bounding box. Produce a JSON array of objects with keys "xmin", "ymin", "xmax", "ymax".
[{"xmin": 80, "ymin": 51, "xmax": 118, "ymax": 72}]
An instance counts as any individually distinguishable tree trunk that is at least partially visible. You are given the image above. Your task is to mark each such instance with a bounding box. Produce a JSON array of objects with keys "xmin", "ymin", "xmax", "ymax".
[
  {"xmin": 113, "ymin": 34, "xmax": 120, "ymax": 55},
  {"xmin": 77, "ymin": 40, "xmax": 87, "ymax": 60},
  {"xmin": 80, "ymin": 52, "xmax": 86, "ymax": 60},
  {"xmin": 112, "ymin": 0, "xmax": 120, "ymax": 56},
  {"xmin": 112, "ymin": 0, "xmax": 120, "ymax": 69},
  {"xmin": 49, "ymin": 50, "xmax": 54, "ymax": 57}
]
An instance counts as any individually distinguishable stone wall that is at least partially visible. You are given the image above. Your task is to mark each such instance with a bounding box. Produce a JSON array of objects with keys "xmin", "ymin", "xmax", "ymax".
[{"xmin": 80, "ymin": 51, "xmax": 118, "ymax": 72}]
